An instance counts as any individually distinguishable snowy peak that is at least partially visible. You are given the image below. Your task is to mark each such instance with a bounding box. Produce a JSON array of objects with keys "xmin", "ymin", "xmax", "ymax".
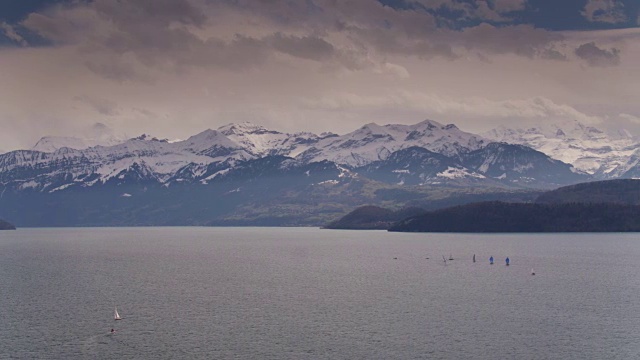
[
  {"xmin": 216, "ymin": 122, "xmax": 323, "ymax": 158},
  {"xmin": 181, "ymin": 129, "xmax": 233, "ymax": 146},
  {"xmin": 298, "ymin": 119, "xmax": 487, "ymax": 167},
  {"xmin": 33, "ymin": 136, "xmax": 92, "ymax": 153},
  {"xmin": 483, "ymin": 119, "xmax": 639, "ymax": 175},
  {"xmin": 172, "ymin": 129, "xmax": 251, "ymax": 161},
  {"xmin": 488, "ymin": 118, "xmax": 608, "ymax": 143},
  {"xmin": 461, "ymin": 142, "xmax": 588, "ymax": 187},
  {"xmin": 32, "ymin": 122, "xmax": 127, "ymax": 152},
  {"xmin": 358, "ymin": 122, "xmax": 391, "ymax": 136},
  {"xmin": 217, "ymin": 121, "xmax": 277, "ymax": 136},
  {"xmin": 6, "ymin": 118, "xmax": 638, "ymax": 195}
]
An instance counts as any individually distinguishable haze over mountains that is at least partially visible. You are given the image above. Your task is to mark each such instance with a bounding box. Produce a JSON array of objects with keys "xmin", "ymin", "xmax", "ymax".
[
  {"xmin": 0, "ymin": 118, "xmax": 638, "ymax": 226},
  {"xmin": 483, "ymin": 119, "xmax": 639, "ymax": 177},
  {"xmin": 31, "ymin": 123, "xmax": 128, "ymax": 152}
]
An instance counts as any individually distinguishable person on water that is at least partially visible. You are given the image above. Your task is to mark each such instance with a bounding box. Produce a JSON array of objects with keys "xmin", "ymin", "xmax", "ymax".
[
  {"xmin": 111, "ymin": 329, "xmax": 115, "ymax": 333},
  {"xmin": 506, "ymin": 257, "xmax": 510, "ymax": 266}
]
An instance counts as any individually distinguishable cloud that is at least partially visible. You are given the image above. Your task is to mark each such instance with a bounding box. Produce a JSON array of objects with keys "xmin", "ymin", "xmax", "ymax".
[
  {"xmin": 413, "ymin": 0, "xmax": 527, "ymax": 22},
  {"xmin": 620, "ymin": 113, "xmax": 640, "ymax": 124},
  {"xmin": 74, "ymin": 95, "xmax": 119, "ymax": 116},
  {"xmin": 22, "ymin": 6, "xmax": 99, "ymax": 44},
  {"xmin": 374, "ymin": 62, "xmax": 411, "ymax": 79},
  {"xmin": 14, "ymin": 0, "xmax": 573, "ymax": 82},
  {"xmin": 305, "ymin": 92, "xmax": 602, "ymax": 125},
  {"xmin": 492, "ymin": 0, "xmax": 527, "ymax": 13},
  {"xmin": 456, "ymin": 23, "xmax": 565, "ymax": 59},
  {"xmin": 574, "ymin": 42, "xmax": 620, "ymax": 67},
  {"xmin": 581, "ymin": 0, "xmax": 627, "ymax": 24},
  {"xmin": 0, "ymin": 0, "xmax": 637, "ymax": 151},
  {"xmin": 0, "ymin": 22, "xmax": 27, "ymax": 46},
  {"xmin": 270, "ymin": 33, "xmax": 335, "ymax": 61}
]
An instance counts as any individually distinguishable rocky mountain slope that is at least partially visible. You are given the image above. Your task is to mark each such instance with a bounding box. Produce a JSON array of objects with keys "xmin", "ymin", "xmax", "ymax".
[{"xmin": 0, "ymin": 118, "xmax": 636, "ymax": 226}]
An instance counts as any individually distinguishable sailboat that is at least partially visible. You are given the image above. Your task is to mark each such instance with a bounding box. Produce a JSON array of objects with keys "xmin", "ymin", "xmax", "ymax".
[
  {"xmin": 114, "ymin": 307, "xmax": 122, "ymax": 321},
  {"xmin": 448, "ymin": 254, "xmax": 454, "ymax": 260}
]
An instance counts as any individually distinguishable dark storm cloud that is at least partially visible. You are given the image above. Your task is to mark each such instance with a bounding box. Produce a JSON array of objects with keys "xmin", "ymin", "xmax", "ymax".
[
  {"xmin": 492, "ymin": 0, "xmax": 527, "ymax": 13},
  {"xmin": 22, "ymin": 12, "xmax": 87, "ymax": 44},
  {"xmin": 574, "ymin": 42, "xmax": 621, "ymax": 67},
  {"xmin": 270, "ymin": 33, "xmax": 336, "ymax": 61},
  {"xmin": 581, "ymin": 0, "xmax": 627, "ymax": 24},
  {"xmin": 93, "ymin": 0, "xmax": 206, "ymax": 28},
  {"xmin": 11, "ymin": 0, "xmax": 632, "ymax": 79},
  {"xmin": 540, "ymin": 48, "xmax": 568, "ymax": 61},
  {"xmin": 455, "ymin": 23, "xmax": 565, "ymax": 59},
  {"xmin": 0, "ymin": 22, "xmax": 27, "ymax": 46}
]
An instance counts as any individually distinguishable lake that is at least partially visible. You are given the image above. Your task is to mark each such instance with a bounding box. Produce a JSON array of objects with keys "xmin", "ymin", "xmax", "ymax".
[{"xmin": 1, "ymin": 227, "xmax": 639, "ymax": 359}]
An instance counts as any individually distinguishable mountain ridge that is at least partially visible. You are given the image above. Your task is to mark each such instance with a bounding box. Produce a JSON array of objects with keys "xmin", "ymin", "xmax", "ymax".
[{"xmin": 0, "ymin": 118, "xmax": 637, "ymax": 227}]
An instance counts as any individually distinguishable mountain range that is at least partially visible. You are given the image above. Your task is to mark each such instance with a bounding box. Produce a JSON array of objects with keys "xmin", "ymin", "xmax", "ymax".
[{"xmin": 0, "ymin": 119, "xmax": 637, "ymax": 226}]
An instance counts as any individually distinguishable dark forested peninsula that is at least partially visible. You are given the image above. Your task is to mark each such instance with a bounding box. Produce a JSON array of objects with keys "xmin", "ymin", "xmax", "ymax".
[
  {"xmin": 388, "ymin": 201, "xmax": 640, "ymax": 233},
  {"xmin": 0, "ymin": 218, "xmax": 16, "ymax": 230},
  {"xmin": 324, "ymin": 205, "xmax": 425, "ymax": 230}
]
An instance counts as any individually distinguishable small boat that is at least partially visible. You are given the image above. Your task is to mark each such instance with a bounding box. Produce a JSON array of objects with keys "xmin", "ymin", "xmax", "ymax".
[
  {"xmin": 505, "ymin": 257, "xmax": 510, "ymax": 266},
  {"xmin": 114, "ymin": 307, "xmax": 122, "ymax": 321},
  {"xmin": 448, "ymin": 254, "xmax": 454, "ymax": 260},
  {"xmin": 531, "ymin": 268, "xmax": 535, "ymax": 275},
  {"xmin": 489, "ymin": 256, "xmax": 494, "ymax": 265}
]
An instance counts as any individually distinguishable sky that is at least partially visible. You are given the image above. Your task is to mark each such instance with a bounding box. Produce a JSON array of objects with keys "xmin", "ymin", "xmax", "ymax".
[{"xmin": 0, "ymin": 0, "xmax": 639, "ymax": 151}]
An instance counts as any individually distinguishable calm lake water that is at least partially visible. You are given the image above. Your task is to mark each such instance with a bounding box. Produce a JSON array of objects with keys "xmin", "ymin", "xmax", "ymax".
[{"xmin": 1, "ymin": 227, "xmax": 639, "ymax": 359}]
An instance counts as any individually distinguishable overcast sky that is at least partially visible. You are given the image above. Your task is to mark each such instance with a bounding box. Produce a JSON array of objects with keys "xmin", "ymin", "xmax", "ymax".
[{"xmin": 0, "ymin": 0, "xmax": 639, "ymax": 151}]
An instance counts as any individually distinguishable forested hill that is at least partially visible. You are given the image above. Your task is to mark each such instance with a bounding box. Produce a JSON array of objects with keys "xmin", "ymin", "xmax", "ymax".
[
  {"xmin": 0, "ymin": 219, "xmax": 16, "ymax": 230},
  {"xmin": 388, "ymin": 202, "xmax": 640, "ymax": 233},
  {"xmin": 324, "ymin": 206, "xmax": 425, "ymax": 230},
  {"xmin": 536, "ymin": 179, "xmax": 640, "ymax": 205}
]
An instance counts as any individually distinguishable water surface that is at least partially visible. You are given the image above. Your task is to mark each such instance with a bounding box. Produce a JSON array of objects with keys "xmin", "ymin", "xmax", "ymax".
[{"xmin": 1, "ymin": 228, "xmax": 639, "ymax": 359}]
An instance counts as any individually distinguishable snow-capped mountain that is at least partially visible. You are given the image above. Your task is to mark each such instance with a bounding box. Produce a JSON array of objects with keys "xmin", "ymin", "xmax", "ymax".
[
  {"xmin": 605, "ymin": 148, "xmax": 640, "ymax": 179},
  {"xmin": 460, "ymin": 142, "xmax": 588, "ymax": 186},
  {"xmin": 3, "ymin": 118, "xmax": 635, "ymax": 227},
  {"xmin": 217, "ymin": 122, "xmax": 334, "ymax": 157},
  {"xmin": 1, "ymin": 130, "xmax": 253, "ymax": 192},
  {"xmin": 32, "ymin": 123, "xmax": 128, "ymax": 152},
  {"xmin": 483, "ymin": 119, "xmax": 639, "ymax": 176},
  {"xmin": 297, "ymin": 120, "xmax": 487, "ymax": 167},
  {"xmin": 357, "ymin": 146, "xmax": 485, "ymax": 186},
  {"xmin": 0, "ymin": 118, "xmax": 622, "ymax": 195},
  {"xmin": 356, "ymin": 142, "xmax": 587, "ymax": 188}
]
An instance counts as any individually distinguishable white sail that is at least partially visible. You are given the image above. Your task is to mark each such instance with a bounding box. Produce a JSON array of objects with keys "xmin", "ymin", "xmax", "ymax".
[{"xmin": 114, "ymin": 307, "xmax": 121, "ymax": 320}]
